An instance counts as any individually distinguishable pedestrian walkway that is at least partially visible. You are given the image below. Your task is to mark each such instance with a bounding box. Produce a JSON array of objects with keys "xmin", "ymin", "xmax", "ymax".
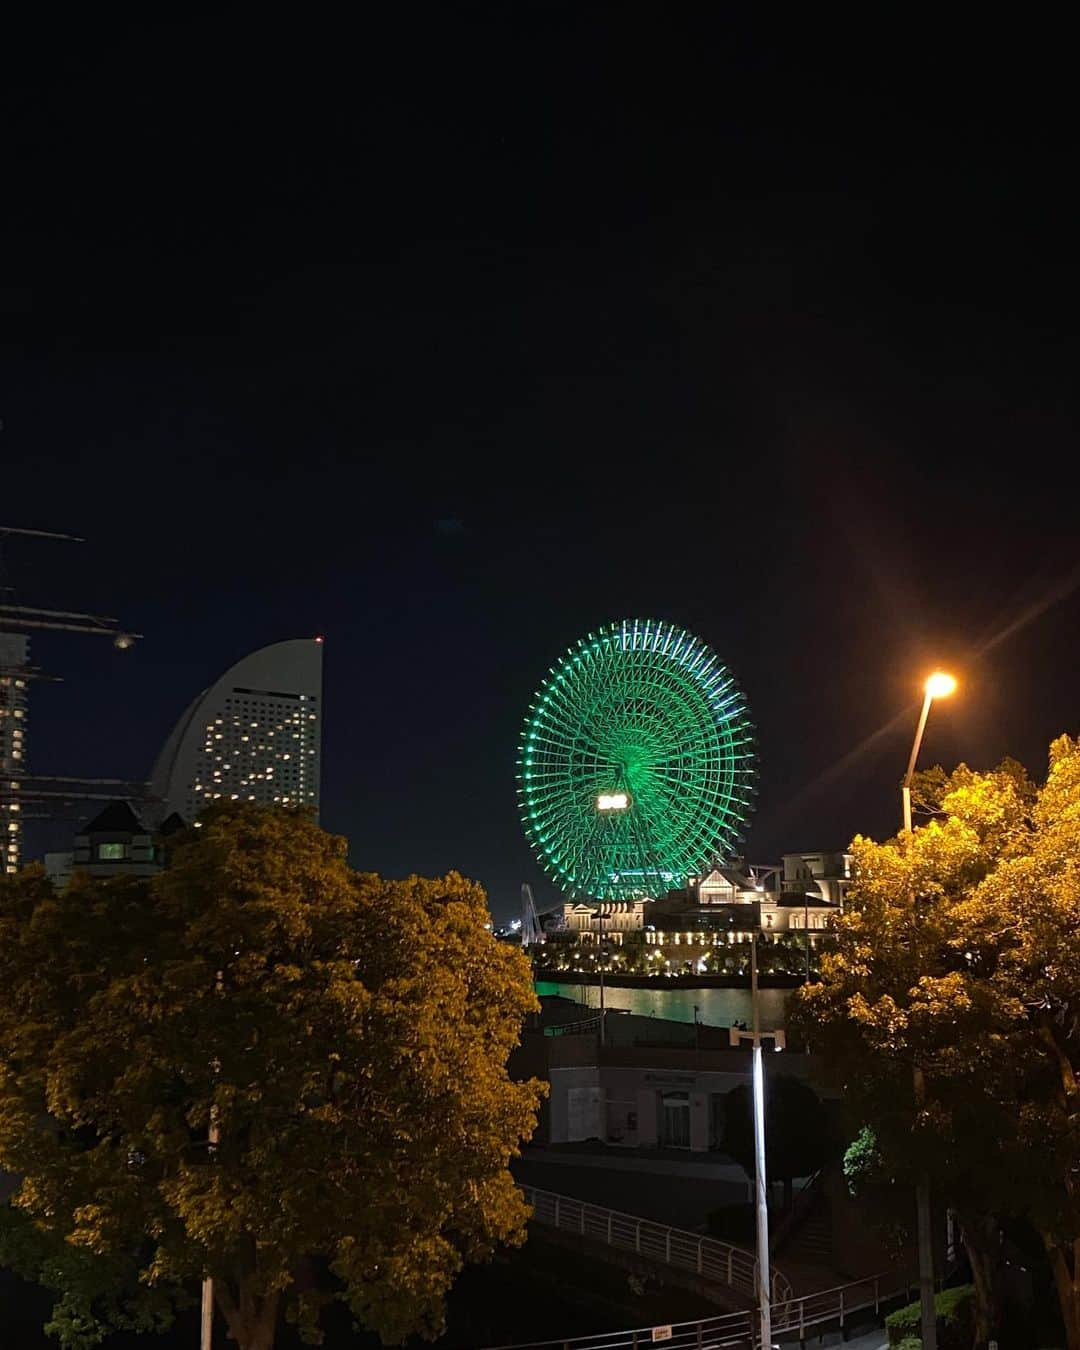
[{"xmin": 812, "ymin": 1328, "xmax": 887, "ymax": 1350}]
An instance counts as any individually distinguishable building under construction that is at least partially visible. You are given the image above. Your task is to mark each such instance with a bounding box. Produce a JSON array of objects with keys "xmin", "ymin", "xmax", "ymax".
[{"xmin": 0, "ymin": 526, "xmax": 142, "ymax": 872}]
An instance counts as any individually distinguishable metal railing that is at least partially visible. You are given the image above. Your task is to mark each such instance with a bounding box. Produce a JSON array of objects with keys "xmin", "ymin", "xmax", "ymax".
[
  {"xmin": 771, "ymin": 1270, "xmax": 904, "ymax": 1340},
  {"xmin": 768, "ymin": 1167, "xmax": 823, "ymax": 1255},
  {"xmin": 481, "ymin": 1269, "xmax": 912, "ymax": 1349},
  {"xmin": 544, "ymin": 1016, "xmax": 603, "ymax": 1037},
  {"xmin": 482, "ymin": 1308, "xmax": 755, "ymax": 1350},
  {"xmin": 522, "ymin": 1186, "xmax": 792, "ymax": 1304}
]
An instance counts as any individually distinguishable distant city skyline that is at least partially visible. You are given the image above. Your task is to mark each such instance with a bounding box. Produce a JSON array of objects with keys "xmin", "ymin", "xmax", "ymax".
[{"xmin": 4, "ymin": 10, "xmax": 1079, "ymax": 923}]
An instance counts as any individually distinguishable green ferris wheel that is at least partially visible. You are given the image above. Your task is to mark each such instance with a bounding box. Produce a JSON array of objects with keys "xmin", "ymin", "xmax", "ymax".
[{"xmin": 517, "ymin": 619, "xmax": 756, "ymax": 902}]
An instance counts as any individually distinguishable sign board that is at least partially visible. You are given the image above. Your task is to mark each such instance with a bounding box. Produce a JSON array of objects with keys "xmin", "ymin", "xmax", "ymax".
[
  {"xmin": 597, "ymin": 792, "xmax": 629, "ymax": 811},
  {"xmin": 651, "ymin": 1329, "xmax": 672, "ymax": 1343}
]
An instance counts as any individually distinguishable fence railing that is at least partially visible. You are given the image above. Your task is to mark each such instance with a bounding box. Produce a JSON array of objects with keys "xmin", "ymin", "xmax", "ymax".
[
  {"xmin": 482, "ymin": 1307, "xmax": 755, "ymax": 1350},
  {"xmin": 481, "ymin": 1268, "xmax": 913, "ymax": 1349},
  {"xmin": 767, "ymin": 1167, "xmax": 823, "ymax": 1255},
  {"xmin": 544, "ymin": 1016, "xmax": 603, "ymax": 1037},
  {"xmin": 521, "ymin": 1185, "xmax": 792, "ymax": 1304},
  {"xmin": 771, "ymin": 1270, "xmax": 906, "ymax": 1339}
]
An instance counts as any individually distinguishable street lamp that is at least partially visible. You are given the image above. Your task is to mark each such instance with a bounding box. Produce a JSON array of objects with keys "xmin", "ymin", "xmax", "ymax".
[
  {"xmin": 597, "ymin": 905, "xmax": 606, "ymax": 1047},
  {"xmin": 902, "ymin": 672, "xmax": 956, "ymax": 833},
  {"xmin": 903, "ymin": 670, "xmax": 955, "ymax": 1350}
]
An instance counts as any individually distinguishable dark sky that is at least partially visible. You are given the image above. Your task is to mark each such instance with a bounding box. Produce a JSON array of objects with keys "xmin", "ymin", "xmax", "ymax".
[{"xmin": 3, "ymin": 9, "xmax": 1078, "ymax": 920}]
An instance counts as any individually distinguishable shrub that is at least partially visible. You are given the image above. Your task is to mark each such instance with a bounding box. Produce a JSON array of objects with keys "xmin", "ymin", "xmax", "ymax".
[{"xmin": 885, "ymin": 1285, "xmax": 973, "ymax": 1349}]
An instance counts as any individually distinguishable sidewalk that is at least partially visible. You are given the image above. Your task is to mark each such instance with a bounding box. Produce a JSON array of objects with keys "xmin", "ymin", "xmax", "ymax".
[
  {"xmin": 779, "ymin": 1327, "xmax": 885, "ymax": 1350},
  {"xmin": 820, "ymin": 1329, "xmax": 887, "ymax": 1350}
]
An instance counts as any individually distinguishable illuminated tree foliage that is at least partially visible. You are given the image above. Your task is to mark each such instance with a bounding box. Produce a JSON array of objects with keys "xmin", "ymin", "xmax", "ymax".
[
  {"xmin": 0, "ymin": 806, "xmax": 543, "ymax": 1350},
  {"xmin": 518, "ymin": 619, "xmax": 756, "ymax": 901},
  {"xmin": 789, "ymin": 737, "xmax": 1080, "ymax": 1350}
]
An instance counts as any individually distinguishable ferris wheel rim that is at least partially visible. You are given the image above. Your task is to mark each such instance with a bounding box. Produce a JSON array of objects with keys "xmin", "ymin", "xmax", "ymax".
[{"xmin": 517, "ymin": 618, "xmax": 756, "ymax": 902}]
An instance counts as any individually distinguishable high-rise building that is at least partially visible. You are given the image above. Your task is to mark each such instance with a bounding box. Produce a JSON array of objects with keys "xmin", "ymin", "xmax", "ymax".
[
  {"xmin": 0, "ymin": 633, "xmax": 29, "ymax": 873},
  {"xmin": 149, "ymin": 638, "xmax": 324, "ymax": 824}
]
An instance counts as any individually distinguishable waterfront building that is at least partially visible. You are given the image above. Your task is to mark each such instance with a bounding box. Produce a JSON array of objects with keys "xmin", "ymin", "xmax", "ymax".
[
  {"xmin": 556, "ymin": 899, "xmax": 649, "ymax": 945},
  {"xmin": 780, "ymin": 850, "xmax": 851, "ymax": 906},
  {"xmin": 543, "ymin": 851, "xmax": 848, "ymax": 964},
  {"xmin": 149, "ymin": 638, "xmax": 323, "ymax": 824},
  {"xmin": 0, "ymin": 633, "xmax": 29, "ymax": 874}
]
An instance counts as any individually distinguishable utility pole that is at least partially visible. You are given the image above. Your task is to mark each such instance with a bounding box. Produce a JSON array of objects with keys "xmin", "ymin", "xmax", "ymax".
[
  {"xmin": 901, "ymin": 672, "xmax": 956, "ymax": 1350},
  {"xmin": 805, "ymin": 893, "xmax": 811, "ymax": 982},
  {"xmin": 750, "ymin": 932, "xmax": 771, "ymax": 1350},
  {"xmin": 597, "ymin": 904, "xmax": 606, "ymax": 1047}
]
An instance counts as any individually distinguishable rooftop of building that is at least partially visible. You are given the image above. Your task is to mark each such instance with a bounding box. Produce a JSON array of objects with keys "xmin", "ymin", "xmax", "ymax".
[{"xmin": 80, "ymin": 800, "xmax": 147, "ymax": 834}]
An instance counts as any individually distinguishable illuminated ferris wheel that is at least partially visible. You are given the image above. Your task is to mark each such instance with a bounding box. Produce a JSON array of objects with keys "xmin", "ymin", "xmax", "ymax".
[{"xmin": 517, "ymin": 619, "xmax": 756, "ymax": 902}]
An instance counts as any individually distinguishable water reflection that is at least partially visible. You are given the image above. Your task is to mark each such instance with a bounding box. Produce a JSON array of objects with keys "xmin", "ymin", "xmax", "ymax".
[{"xmin": 533, "ymin": 980, "xmax": 789, "ymax": 1030}]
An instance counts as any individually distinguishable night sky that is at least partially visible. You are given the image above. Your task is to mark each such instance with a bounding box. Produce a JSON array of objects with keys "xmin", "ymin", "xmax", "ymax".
[{"xmin": 3, "ymin": 10, "xmax": 1077, "ymax": 921}]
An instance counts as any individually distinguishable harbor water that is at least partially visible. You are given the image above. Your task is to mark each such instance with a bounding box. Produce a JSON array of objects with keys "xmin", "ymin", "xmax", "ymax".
[{"xmin": 533, "ymin": 979, "xmax": 789, "ymax": 1031}]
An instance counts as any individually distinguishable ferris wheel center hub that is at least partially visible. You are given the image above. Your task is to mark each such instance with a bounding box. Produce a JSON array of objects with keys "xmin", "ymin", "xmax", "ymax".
[{"xmin": 596, "ymin": 792, "xmax": 630, "ymax": 812}]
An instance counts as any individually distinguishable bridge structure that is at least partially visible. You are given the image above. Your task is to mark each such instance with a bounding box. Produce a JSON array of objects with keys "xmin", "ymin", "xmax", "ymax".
[
  {"xmin": 521, "ymin": 883, "xmax": 548, "ymax": 947},
  {"xmin": 487, "ymin": 1186, "xmax": 913, "ymax": 1350},
  {"xmin": 520, "ymin": 1185, "xmax": 789, "ymax": 1307}
]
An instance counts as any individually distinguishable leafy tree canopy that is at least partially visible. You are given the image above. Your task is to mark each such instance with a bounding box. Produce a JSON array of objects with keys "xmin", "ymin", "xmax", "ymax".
[
  {"xmin": 789, "ymin": 737, "xmax": 1080, "ymax": 1349},
  {"xmin": 0, "ymin": 805, "xmax": 544, "ymax": 1350}
]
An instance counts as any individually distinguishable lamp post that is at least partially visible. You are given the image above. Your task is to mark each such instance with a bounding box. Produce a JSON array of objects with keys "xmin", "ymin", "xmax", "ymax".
[
  {"xmin": 903, "ymin": 671, "xmax": 956, "ymax": 1350},
  {"xmin": 597, "ymin": 905, "xmax": 606, "ymax": 1047},
  {"xmin": 804, "ymin": 892, "xmax": 811, "ymax": 981},
  {"xmin": 902, "ymin": 671, "xmax": 956, "ymax": 832},
  {"xmin": 750, "ymin": 926, "xmax": 771, "ymax": 1350}
]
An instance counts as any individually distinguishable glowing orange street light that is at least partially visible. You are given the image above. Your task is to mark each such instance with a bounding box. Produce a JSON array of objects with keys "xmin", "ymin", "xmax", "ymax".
[
  {"xmin": 903, "ymin": 672, "xmax": 957, "ymax": 833},
  {"xmin": 902, "ymin": 669, "xmax": 957, "ymax": 1350},
  {"xmin": 925, "ymin": 671, "xmax": 957, "ymax": 700}
]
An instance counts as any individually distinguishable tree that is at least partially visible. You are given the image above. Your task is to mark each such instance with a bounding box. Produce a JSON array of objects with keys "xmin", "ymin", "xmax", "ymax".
[
  {"xmin": 620, "ymin": 929, "xmax": 649, "ymax": 974},
  {"xmin": 722, "ymin": 1074, "xmax": 832, "ymax": 1210},
  {"xmin": 0, "ymin": 805, "xmax": 544, "ymax": 1350},
  {"xmin": 788, "ymin": 738, "xmax": 1080, "ymax": 1350}
]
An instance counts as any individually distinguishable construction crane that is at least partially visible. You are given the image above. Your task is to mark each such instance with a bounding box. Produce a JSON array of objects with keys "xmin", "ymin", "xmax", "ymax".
[
  {"xmin": 0, "ymin": 527, "xmax": 143, "ymax": 872},
  {"xmin": 0, "ymin": 527, "xmax": 142, "ymax": 645}
]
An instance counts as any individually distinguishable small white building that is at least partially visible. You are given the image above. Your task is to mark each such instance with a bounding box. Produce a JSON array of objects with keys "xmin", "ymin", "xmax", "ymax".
[
  {"xmin": 544, "ymin": 1038, "xmax": 825, "ymax": 1152},
  {"xmin": 557, "ymin": 899, "xmax": 649, "ymax": 945}
]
